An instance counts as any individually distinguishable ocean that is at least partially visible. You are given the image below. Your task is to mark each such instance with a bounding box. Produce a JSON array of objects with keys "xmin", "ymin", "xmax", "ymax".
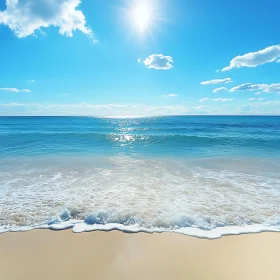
[{"xmin": 0, "ymin": 116, "xmax": 280, "ymax": 238}]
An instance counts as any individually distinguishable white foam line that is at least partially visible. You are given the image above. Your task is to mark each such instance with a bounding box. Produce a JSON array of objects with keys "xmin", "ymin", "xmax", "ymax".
[
  {"xmin": 10, "ymin": 226, "xmax": 34, "ymax": 232},
  {"xmin": 174, "ymin": 224, "xmax": 280, "ymax": 239},
  {"xmin": 1, "ymin": 221, "xmax": 279, "ymax": 239},
  {"xmin": 72, "ymin": 223, "xmax": 280, "ymax": 239},
  {"xmin": 0, "ymin": 226, "xmax": 10, "ymax": 234}
]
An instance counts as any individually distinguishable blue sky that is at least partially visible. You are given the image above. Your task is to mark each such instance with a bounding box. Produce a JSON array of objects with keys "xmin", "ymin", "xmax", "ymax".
[{"xmin": 0, "ymin": 0, "xmax": 280, "ymax": 116}]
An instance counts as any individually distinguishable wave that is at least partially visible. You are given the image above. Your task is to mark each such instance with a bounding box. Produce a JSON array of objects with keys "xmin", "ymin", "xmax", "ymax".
[
  {"xmin": 1, "ymin": 156, "xmax": 280, "ymax": 233},
  {"xmin": 1, "ymin": 132, "xmax": 279, "ymax": 158},
  {"xmin": 1, "ymin": 210, "xmax": 280, "ymax": 239}
]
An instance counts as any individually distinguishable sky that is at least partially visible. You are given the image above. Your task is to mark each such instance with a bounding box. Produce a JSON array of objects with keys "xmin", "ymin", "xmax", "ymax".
[{"xmin": 0, "ymin": 0, "xmax": 280, "ymax": 117}]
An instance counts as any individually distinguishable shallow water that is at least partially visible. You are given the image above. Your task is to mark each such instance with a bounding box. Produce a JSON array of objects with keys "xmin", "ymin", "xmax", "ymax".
[{"xmin": 0, "ymin": 116, "xmax": 280, "ymax": 238}]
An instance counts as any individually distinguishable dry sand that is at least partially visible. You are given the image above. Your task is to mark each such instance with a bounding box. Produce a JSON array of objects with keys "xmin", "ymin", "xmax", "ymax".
[{"xmin": 1, "ymin": 230, "xmax": 280, "ymax": 280}]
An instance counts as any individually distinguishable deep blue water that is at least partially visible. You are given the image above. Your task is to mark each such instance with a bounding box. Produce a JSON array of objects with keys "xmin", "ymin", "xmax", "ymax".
[{"xmin": 1, "ymin": 116, "xmax": 280, "ymax": 158}]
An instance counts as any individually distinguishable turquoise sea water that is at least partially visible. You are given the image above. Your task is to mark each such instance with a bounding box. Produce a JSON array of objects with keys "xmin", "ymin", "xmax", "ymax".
[{"xmin": 1, "ymin": 116, "xmax": 280, "ymax": 238}]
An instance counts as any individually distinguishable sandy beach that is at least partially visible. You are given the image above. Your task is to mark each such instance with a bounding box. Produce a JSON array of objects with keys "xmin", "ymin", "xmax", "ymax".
[{"xmin": 1, "ymin": 230, "xmax": 280, "ymax": 280}]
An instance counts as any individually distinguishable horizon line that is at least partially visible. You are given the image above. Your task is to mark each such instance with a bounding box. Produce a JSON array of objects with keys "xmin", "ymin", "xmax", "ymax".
[{"xmin": 0, "ymin": 114, "xmax": 280, "ymax": 118}]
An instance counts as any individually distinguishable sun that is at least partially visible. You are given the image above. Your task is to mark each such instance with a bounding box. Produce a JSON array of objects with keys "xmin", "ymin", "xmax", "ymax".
[
  {"xmin": 132, "ymin": 2, "xmax": 152, "ymax": 33},
  {"xmin": 121, "ymin": 0, "xmax": 161, "ymax": 37}
]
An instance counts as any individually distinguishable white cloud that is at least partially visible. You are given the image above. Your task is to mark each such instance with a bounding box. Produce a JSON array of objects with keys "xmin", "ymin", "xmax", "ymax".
[
  {"xmin": 2, "ymin": 101, "xmax": 280, "ymax": 116},
  {"xmin": 248, "ymin": 98, "xmax": 255, "ymax": 101},
  {"xmin": 200, "ymin": 78, "xmax": 232, "ymax": 85},
  {"xmin": 229, "ymin": 83, "xmax": 267, "ymax": 92},
  {"xmin": 212, "ymin": 87, "xmax": 227, "ymax": 93},
  {"xmin": 199, "ymin": 97, "xmax": 233, "ymax": 102},
  {"xmin": 0, "ymin": 102, "xmax": 28, "ymax": 107},
  {"xmin": 213, "ymin": 98, "xmax": 234, "ymax": 102},
  {"xmin": 0, "ymin": 103, "xmax": 190, "ymax": 117},
  {"xmin": 163, "ymin": 94, "xmax": 178, "ymax": 97},
  {"xmin": 254, "ymin": 92, "xmax": 262, "ymax": 95},
  {"xmin": 222, "ymin": 45, "xmax": 280, "ymax": 71},
  {"xmin": 259, "ymin": 100, "xmax": 280, "ymax": 106},
  {"xmin": 229, "ymin": 83, "xmax": 280, "ymax": 93},
  {"xmin": 0, "ymin": 87, "xmax": 20, "ymax": 92},
  {"xmin": 258, "ymin": 98, "xmax": 265, "ymax": 101},
  {"xmin": 143, "ymin": 54, "xmax": 173, "ymax": 70},
  {"xmin": 239, "ymin": 100, "xmax": 280, "ymax": 115},
  {"xmin": 0, "ymin": 0, "xmax": 92, "ymax": 38},
  {"xmin": 28, "ymin": 79, "xmax": 35, "ymax": 83},
  {"xmin": 194, "ymin": 105, "xmax": 204, "ymax": 110},
  {"xmin": 137, "ymin": 58, "xmax": 142, "ymax": 63},
  {"xmin": 263, "ymin": 83, "xmax": 280, "ymax": 93},
  {"xmin": 0, "ymin": 87, "xmax": 31, "ymax": 92},
  {"xmin": 198, "ymin": 98, "xmax": 210, "ymax": 102}
]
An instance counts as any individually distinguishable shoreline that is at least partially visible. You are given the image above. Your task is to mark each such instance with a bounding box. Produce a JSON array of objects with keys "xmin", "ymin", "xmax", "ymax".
[
  {"xmin": 1, "ymin": 230, "xmax": 280, "ymax": 280},
  {"xmin": 1, "ymin": 221, "xmax": 280, "ymax": 239}
]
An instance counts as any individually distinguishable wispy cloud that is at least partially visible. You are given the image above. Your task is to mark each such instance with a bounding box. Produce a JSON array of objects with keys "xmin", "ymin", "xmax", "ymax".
[
  {"xmin": 222, "ymin": 45, "xmax": 280, "ymax": 71},
  {"xmin": 0, "ymin": 103, "xmax": 189, "ymax": 117},
  {"xmin": 199, "ymin": 98, "xmax": 234, "ymax": 102},
  {"xmin": 200, "ymin": 78, "xmax": 232, "ymax": 85},
  {"xmin": 263, "ymin": 83, "xmax": 280, "ymax": 93},
  {"xmin": 213, "ymin": 98, "xmax": 234, "ymax": 102},
  {"xmin": 163, "ymin": 94, "xmax": 178, "ymax": 97},
  {"xmin": 0, "ymin": 88, "xmax": 31, "ymax": 93},
  {"xmin": 0, "ymin": 88, "xmax": 20, "ymax": 92},
  {"xmin": 28, "ymin": 80, "xmax": 35, "ymax": 83},
  {"xmin": 143, "ymin": 54, "xmax": 173, "ymax": 70},
  {"xmin": 0, "ymin": 0, "xmax": 92, "ymax": 38},
  {"xmin": 198, "ymin": 98, "xmax": 210, "ymax": 102},
  {"xmin": 212, "ymin": 87, "xmax": 228, "ymax": 93},
  {"xmin": 239, "ymin": 100, "xmax": 280, "ymax": 114},
  {"xmin": 2, "ymin": 101, "xmax": 279, "ymax": 116},
  {"xmin": 229, "ymin": 83, "xmax": 280, "ymax": 93},
  {"xmin": 194, "ymin": 105, "xmax": 204, "ymax": 110},
  {"xmin": 229, "ymin": 83, "xmax": 266, "ymax": 92}
]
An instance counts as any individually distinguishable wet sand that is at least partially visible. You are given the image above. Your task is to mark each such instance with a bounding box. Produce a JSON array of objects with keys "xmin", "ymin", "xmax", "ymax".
[{"xmin": 1, "ymin": 230, "xmax": 280, "ymax": 280}]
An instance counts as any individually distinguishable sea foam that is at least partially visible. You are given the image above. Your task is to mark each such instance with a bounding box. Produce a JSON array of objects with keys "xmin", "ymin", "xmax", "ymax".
[
  {"xmin": 1, "ymin": 155, "xmax": 280, "ymax": 239},
  {"xmin": 1, "ymin": 218, "xmax": 280, "ymax": 239}
]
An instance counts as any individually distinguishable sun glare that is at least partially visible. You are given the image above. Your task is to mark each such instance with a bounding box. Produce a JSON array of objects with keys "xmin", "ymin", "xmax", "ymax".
[
  {"xmin": 122, "ymin": 0, "xmax": 161, "ymax": 38},
  {"xmin": 132, "ymin": 2, "xmax": 152, "ymax": 33}
]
